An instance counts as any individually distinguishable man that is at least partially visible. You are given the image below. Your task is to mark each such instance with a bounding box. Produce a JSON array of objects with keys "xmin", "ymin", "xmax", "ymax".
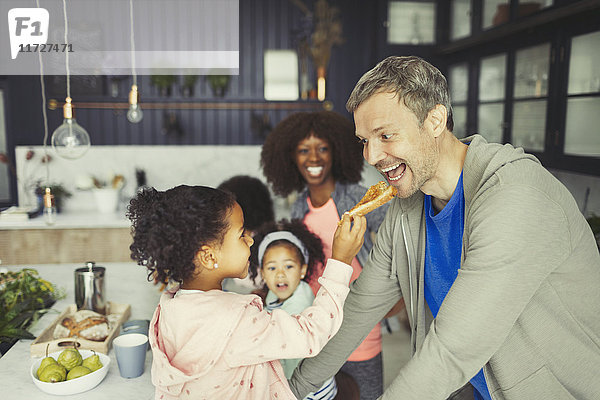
[{"xmin": 289, "ymin": 55, "xmax": 600, "ymax": 400}]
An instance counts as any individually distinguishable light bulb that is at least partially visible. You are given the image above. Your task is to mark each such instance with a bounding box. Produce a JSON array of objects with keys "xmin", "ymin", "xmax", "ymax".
[
  {"xmin": 127, "ymin": 104, "xmax": 143, "ymax": 123},
  {"xmin": 51, "ymin": 97, "xmax": 91, "ymax": 160},
  {"xmin": 127, "ymin": 84, "xmax": 143, "ymax": 123},
  {"xmin": 43, "ymin": 187, "xmax": 57, "ymax": 225}
]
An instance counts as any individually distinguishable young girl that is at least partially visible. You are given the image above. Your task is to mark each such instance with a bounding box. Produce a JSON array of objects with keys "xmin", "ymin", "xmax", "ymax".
[
  {"xmin": 249, "ymin": 219, "xmax": 339, "ymax": 399},
  {"xmin": 127, "ymin": 185, "xmax": 366, "ymax": 400},
  {"xmin": 261, "ymin": 111, "xmax": 390, "ymax": 399}
]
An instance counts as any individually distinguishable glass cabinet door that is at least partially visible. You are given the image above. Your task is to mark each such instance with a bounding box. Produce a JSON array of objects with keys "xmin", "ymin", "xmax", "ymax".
[
  {"xmin": 483, "ymin": 0, "xmax": 510, "ymax": 29},
  {"xmin": 564, "ymin": 30, "xmax": 600, "ymax": 157},
  {"xmin": 448, "ymin": 63, "xmax": 469, "ymax": 138},
  {"xmin": 512, "ymin": 43, "xmax": 550, "ymax": 152},
  {"xmin": 450, "ymin": 0, "xmax": 471, "ymax": 41},
  {"xmin": 387, "ymin": 1, "xmax": 436, "ymax": 45},
  {"xmin": 478, "ymin": 54, "xmax": 506, "ymax": 143},
  {"xmin": 517, "ymin": 0, "xmax": 553, "ymax": 18}
]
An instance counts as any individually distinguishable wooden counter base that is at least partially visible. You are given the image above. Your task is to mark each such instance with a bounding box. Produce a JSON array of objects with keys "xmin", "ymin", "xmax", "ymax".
[{"xmin": 0, "ymin": 228, "xmax": 133, "ymax": 264}]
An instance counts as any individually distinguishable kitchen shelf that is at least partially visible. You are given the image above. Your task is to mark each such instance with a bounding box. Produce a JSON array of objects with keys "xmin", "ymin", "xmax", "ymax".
[{"xmin": 47, "ymin": 99, "xmax": 333, "ymax": 111}]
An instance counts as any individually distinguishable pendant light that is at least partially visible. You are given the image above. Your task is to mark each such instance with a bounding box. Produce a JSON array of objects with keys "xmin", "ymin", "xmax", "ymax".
[
  {"xmin": 126, "ymin": 0, "xmax": 143, "ymax": 123},
  {"xmin": 51, "ymin": 0, "xmax": 91, "ymax": 160}
]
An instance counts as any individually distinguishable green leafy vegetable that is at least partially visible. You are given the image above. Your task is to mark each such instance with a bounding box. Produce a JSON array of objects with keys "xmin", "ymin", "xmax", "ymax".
[{"xmin": 0, "ymin": 269, "xmax": 65, "ymax": 344}]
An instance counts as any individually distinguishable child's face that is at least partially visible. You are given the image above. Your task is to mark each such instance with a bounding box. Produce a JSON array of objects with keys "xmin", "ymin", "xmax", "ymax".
[
  {"xmin": 261, "ymin": 243, "xmax": 308, "ymax": 302},
  {"xmin": 215, "ymin": 203, "xmax": 254, "ymax": 279},
  {"xmin": 294, "ymin": 133, "xmax": 334, "ymax": 187}
]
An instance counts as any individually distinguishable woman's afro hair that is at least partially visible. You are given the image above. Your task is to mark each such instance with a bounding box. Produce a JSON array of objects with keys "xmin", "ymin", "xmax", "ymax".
[
  {"xmin": 217, "ymin": 175, "xmax": 275, "ymax": 233},
  {"xmin": 248, "ymin": 219, "xmax": 325, "ymax": 286},
  {"xmin": 127, "ymin": 185, "xmax": 236, "ymax": 285},
  {"xmin": 261, "ymin": 111, "xmax": 364, "ymax": 197}
]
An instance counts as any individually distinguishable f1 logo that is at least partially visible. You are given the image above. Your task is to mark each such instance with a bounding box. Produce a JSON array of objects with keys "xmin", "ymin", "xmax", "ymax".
[{"xmin": 7, "ymin": 8, "xmax": 49, "ymax": 60}]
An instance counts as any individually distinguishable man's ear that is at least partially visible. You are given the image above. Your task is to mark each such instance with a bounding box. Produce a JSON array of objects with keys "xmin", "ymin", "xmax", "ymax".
[
  {"xmin": 193, "ymin": 245, "xmax": 218, "ymax": 270},
  {"xmin": 425, "ymin": 104, "xmax": 447, "ymax": 138}
]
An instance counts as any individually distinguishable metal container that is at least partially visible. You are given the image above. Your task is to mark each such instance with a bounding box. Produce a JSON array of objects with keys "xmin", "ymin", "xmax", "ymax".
[{"xmin": 74, "ymin": 261, "xmax": 106, "ymax": 314}]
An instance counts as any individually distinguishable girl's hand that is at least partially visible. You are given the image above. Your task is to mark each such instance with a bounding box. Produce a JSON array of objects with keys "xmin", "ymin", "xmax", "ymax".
[{"xmin": 332, "ymin": 213, "xmax": 367, "ymax": 265}]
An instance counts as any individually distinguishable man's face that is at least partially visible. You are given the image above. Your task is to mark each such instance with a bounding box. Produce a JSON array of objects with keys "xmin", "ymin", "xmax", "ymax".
[{"xmin": 354, "ymin": 91, "xmax": 439, "ymax": 198}]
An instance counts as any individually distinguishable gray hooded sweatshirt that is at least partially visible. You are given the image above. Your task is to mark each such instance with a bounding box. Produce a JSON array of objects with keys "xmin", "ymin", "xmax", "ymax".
[{"xmin": 290, "ymin": 134, "xmax": 600, "ymax": 400}]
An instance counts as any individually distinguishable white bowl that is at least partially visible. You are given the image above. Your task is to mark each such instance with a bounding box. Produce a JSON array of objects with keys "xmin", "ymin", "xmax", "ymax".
[{"xmin": 31, "ymin": 349, "xmax": 111, "ymax": 395}]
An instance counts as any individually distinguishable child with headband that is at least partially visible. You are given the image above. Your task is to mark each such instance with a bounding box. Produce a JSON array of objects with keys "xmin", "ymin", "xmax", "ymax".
[
  {"xmin": 249, "ymin": 219, "xmax": 345, "ymax": 399},
  {"xmin": 127, "ymin": 185, "xmax": 366, "ymax": 400}
]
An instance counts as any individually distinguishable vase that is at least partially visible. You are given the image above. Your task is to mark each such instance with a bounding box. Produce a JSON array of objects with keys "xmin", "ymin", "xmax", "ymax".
[{"xmin": 92, "ymin": 188, "xmax": 120, "ymax": 214}]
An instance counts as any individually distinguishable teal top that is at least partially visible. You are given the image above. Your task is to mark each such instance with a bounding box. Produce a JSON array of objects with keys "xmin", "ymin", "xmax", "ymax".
[{"xmin": 265, "ymin": 281, "xmax": 314, "ymax": 378}]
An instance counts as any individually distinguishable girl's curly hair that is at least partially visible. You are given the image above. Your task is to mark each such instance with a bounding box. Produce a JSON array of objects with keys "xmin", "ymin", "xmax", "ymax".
[
  {"xmin": 260, "ymin": 111, "xmax": 364, "ymax": 197},
  {"xmin": 127, "ymin": 185, "xmax": 236, "ymax": 285},
  {"xmin": 248, "ymin": 219, "xmax": 325, "ymax": 286}
]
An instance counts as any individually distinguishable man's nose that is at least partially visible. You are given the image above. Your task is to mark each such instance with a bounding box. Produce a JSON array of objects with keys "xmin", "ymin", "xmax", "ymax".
[{"xmin": 364, "ymin": 141, "xmax": 385, "ymax": 166}]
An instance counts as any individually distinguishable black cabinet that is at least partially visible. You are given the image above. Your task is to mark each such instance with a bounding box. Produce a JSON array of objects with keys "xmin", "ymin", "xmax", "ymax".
[{"xmin": 440, "ymin": 0, "xmax": 600, "ymax": 175}]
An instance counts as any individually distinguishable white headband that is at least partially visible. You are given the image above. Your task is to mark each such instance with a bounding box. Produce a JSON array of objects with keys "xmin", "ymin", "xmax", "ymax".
[{"xmin": 258, "ymin": 231, "xmax": 309, "ymax": 266}]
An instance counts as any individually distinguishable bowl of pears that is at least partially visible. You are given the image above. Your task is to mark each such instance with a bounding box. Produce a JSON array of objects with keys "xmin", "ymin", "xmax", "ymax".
[{"xmin": 31, "ymin": 345, "xmax": 110, "ymax": 395}]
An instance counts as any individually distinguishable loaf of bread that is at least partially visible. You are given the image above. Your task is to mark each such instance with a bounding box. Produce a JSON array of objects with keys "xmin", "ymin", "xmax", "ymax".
[{"xmin": 53, "ymin": 310, "xmax": 110, "ymax": 341}]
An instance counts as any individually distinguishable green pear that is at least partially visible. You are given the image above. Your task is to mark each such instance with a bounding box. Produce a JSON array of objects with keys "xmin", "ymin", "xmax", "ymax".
[
  {"xmin": 57, "ymin": 348, "xmax": 82, "ymax": 371},
  {"xmin": 66, "ymin": 365, "xmax": 92, "ymax": 380},
  {"xmin": 82, "ymin": 353, "xmax": 103, "ymax": 372},
  {"xmin": 38, "ymin": 363, "xmax": 67, "ymax": 383},
  {"xmin": 37, "ymin": 356, "xmax": 57, "ymax": 379}
]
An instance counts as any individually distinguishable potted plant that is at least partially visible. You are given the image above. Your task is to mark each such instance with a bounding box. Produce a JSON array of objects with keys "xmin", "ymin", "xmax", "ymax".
[
  {"xmin": 150, "ymin": 74, "xmax": 177, "ymax": 97},
  {"xmin": 206, "ymin": 74, "xmax": 231, "ymax": 97},
  {"xmin": 180, "ymin": 75, "xmax": 199, "ymax": 97},
  {"xmin": 0, "ymin": 269, "xmax": 64, "ymax": 356}
]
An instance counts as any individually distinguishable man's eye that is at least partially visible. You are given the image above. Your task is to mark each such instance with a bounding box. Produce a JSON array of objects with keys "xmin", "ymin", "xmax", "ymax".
[
  {"xmin": 357, "ymin": 137, "xmax": 368, "ymax": 145},
  {"xmin": 381, "ymin": 133, "xmax": 392, "ymax": 140}
]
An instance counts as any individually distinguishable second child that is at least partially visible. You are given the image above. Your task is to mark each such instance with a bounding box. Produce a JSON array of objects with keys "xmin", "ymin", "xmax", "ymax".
[{"xmin": 249, "ymin": 219, "xmax": 339, "ymax": 399}]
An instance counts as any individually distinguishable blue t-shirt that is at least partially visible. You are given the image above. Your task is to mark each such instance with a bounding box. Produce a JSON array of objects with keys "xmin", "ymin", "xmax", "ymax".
[{"xmin": 424, "ymin": 172, "xmax": 491, "ymax": 400}]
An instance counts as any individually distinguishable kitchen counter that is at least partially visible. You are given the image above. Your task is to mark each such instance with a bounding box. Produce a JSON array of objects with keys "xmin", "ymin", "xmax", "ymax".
[
  {"xmin": 0, "ymin": 211, "xmax": 130, "ymax": 230},
  {"xmin": 0, "ymin": 262, "xmax": 162, "ymax": 400},
  {"xmin": 0, "ymin": 212, "xmax": 133, "ymax": 264}
]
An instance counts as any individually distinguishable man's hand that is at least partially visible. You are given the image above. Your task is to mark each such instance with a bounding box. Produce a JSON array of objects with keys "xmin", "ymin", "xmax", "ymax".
[{"xmin": 332, "ymin": 212, "xmax": 367, "ymax": 265}]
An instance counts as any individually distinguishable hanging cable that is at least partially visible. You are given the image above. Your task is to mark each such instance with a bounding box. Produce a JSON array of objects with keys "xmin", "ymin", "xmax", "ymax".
[
  {"xmin": 127, "ymin": 0, "xmax": 143, "ymax": 123},
  {"xmin": 36, "ymin": 0, "xmax": 50, "ymax": 187},
  {"xmin": 130, "ymin": 0, "xmax": 137, "ymax": 87}
]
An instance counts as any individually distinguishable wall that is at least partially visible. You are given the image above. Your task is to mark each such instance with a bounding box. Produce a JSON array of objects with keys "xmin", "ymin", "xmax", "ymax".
[
  {"xmin": 15, "ymin": 145, "xmax": 383, "ymax": 221},
  {"xmin": 2, "ymin": 0, "xmax": 379, "ymax": 147}
]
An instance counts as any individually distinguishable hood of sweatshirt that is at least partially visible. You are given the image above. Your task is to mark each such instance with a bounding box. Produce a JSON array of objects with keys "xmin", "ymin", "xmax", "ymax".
[
  {"xmin": 149, "ymin": 289, "xmax": 263, "ymax": 397},
  {"xmin": 460, "ymin": 134, "xmax": 540, "ymax": 205}
]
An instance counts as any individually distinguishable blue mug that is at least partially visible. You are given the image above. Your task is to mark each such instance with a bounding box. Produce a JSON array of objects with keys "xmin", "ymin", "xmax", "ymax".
[
  {"xmin": 120, "ymin": 319, "xmax": 150, "ymax": 350},
  {"xmin": 121, "ymin": 319, "xmax": 149, "ymax": 336}
]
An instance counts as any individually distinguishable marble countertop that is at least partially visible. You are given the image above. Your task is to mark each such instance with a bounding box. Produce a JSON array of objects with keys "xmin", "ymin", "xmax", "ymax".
[
  {"xmin": 0, "ymin": 211, "xmax": 130, "ymax": 230},
  {"xmin": 0, "ymin": 262, "xmax": 162, "ymax": 400}
]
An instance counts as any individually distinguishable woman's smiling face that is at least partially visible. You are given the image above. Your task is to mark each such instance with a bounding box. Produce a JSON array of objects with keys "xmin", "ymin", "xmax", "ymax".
[
  {"xmin": 261, "ymin": 242, "xmax": 308, "ymax": 302},
  {"xmin": 294, "ymin": 133, "xmax": 334, "ymax": 188}
]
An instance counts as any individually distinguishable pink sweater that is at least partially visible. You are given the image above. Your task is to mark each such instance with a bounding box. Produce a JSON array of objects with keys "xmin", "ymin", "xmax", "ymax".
[{"xmin": 149, "ymin": 260, "xmax": 353, "ymax": 400}]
